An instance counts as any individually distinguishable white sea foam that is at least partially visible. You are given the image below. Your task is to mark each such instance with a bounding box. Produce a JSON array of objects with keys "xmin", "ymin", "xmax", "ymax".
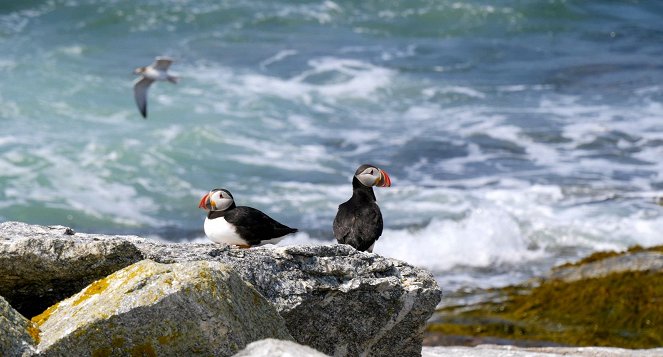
[
  {"xmin": 182, "ymin": 56, "xmax": 393, "ymax": 105},
  {"xmin": 375, "ymin": 208, "xmax": 541, "ymax": 272},
  {"xmin": 259, "ymin": 49, "xmax": 298, "ymax": 69}
]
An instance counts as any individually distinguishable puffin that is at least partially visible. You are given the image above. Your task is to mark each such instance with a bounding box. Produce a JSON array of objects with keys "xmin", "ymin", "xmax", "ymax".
[
  {"xmin": 333, "ymin": 164, "xmax": 392, "ymax": 252},
  {"xmin": 198, "ymin": 188, "xmax": 298, "ymax": 248},
  {"xmin": 133, "ymin": 57, "xmax": 178, "ymax": 118}
]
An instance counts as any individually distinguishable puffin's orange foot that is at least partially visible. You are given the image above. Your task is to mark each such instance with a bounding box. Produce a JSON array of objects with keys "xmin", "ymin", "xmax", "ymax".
[{"xmin": 233, "ymin": 244, "xmax": 251, "ymax": 249}]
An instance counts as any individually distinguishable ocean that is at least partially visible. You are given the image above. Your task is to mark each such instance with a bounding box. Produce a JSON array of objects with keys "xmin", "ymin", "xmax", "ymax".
[{"xmin": 2, "ymin": 0, "xmax": 663, "ymax": 295}]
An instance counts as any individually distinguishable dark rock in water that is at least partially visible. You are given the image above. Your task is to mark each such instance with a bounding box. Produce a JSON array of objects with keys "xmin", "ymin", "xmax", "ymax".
[
  {"xmin": 35, "ymin": 260, "xmax": 292, "ymax": 356},
  {"xmin": 422, "ymin": 345, "xmax": 663, "ymax": 357},
  {"xmin": 428, "ymin": 245, "xmax": 663, "ymax": 349},
  {"xmin": 0, "ymin": 222, "xmax": 144, "ymax": 317},
  {"xmin": 548, "ymin": 250, "xmax": 663, "ymax": 282},
  {"xmin": 0, "ymin": 221, "xmax": 441, "ymax": 357}
]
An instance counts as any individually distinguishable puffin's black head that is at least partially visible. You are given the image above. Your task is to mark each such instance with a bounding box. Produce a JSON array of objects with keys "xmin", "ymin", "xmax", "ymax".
[
  {"xmin": 198, "ymin": 188, "xmax": 235, "ymax": 212},
  {"xmin": 354, "ymin": 164, "xmax": 392, "ymax": 188}
]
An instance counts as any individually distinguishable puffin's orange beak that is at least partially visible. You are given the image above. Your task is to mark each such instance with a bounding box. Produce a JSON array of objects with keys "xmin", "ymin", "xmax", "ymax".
[
  {"xmin": 376, "ymin": 169, "xmax": 391, "ymax": 187},
  {"xmin": 198, "ymin": 193, "xmax": 210, "ymax": 209}
]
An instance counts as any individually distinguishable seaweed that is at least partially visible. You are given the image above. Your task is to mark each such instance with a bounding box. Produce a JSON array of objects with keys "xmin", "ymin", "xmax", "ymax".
[{"xmin": 429, "ymin": 250, "xmax": 663, "ymax": 348}]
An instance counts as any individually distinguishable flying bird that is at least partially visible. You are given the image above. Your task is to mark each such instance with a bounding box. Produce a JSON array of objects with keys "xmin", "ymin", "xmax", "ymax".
[
  {"xmin": 198, "ymin": 188, "xmax": 298, "ymax": 248},
  {"xmin": 333, "ymin": 164, "xmax": 392, "ymax": 252},
  {"xmin": 133, "ymin": 57, "xmax": 178, "ymax": 118}
]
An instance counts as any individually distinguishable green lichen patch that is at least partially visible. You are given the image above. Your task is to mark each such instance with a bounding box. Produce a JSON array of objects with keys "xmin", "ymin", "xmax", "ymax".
[
  {"xmin": 157, "ymin": 332, "xmax": 181, "ymax": 345},
  {"xmin": 130, "ymin": 342, "xmax": 157, "ymax": 357},
  {"xmin": 429, "ymin": 270, "xmax": 663, "ymax": 348},
  {"xmin": 112, "ymin": 337, "xmax": 126, "ymax": 348},
  {"xmin": 92, "ymin": 347, "xmax": 112, "ymax": 357}
]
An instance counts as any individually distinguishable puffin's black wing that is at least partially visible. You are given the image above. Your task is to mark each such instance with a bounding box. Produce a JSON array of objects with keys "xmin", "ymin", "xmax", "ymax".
[
  {"xmin": 224, "ymin": 206, "xmax": 297, "ymax": 245},
  {"xmin": 333, "ymin": 200, "xmax": 383, "ymax": 252}
]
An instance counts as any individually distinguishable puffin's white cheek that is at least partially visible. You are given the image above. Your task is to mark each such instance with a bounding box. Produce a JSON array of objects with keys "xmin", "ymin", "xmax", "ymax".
[
  {"xmin": 216, "ymin": 197, "xmax": 234, "ymax": 211},
  {"xmin": 358, "ymin": 174, "xmax": 378, "ymax": 187}
]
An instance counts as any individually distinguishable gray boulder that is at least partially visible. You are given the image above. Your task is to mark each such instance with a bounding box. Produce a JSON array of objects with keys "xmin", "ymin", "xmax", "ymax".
[
  {"xmin": 232, "ymin": 339, "xmax": 329, "ymax": 357},
  {"xmin": 134, "ymin": 243, "xmax": 442, "ymax": 357},
  {"xmin": 0, "ymin": 295, "xmax": 37, "ymax": 356},
  {"xmin": 0, "ymin": 222, "xmax": 143, "ymax": 317},
  {"xmin": 0, "ymin": 221, "xmax": 442, "ymax": 357},
  {"xmin": 35, "ymin": 259, "xmax": 292, "ymax": 356}
]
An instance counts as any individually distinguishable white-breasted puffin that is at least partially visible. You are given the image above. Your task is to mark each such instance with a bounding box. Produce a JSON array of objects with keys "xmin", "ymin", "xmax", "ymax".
[
  {"xmin": 133, "ymin": 57, "xmax": 178, "ymax": 119},
  {"xmin": 198, "ymin": 188, "xmax": 298, "ymax": 248},
  {"xmin": 333, "ymin": 164, "xmax": 392, "ymax": 252}
]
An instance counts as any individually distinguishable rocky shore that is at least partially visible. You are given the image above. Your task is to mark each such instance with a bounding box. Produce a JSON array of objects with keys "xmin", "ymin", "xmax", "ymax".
[
  {"xmin": 3, "ymin": 221, "xmax": 663, "ymax": 356},
  {"xmin": 427, "ymin": 245, "xmax": 663, "ymax": 352},
  {"xmin": 0, "ymin": 221, "xmax": 441, "ymax": 356}
]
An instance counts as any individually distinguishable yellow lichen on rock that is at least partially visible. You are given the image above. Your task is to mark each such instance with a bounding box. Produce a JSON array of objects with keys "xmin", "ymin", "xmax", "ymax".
[
  {"xmin": 72, "ymin": 277, "xmax": 110, "ymax": 306},
  {"xmin": 34, "ymin": 259, "xmax": 293, "ymax": 355},
  {"xmin": 26, "ymin": 322, "xmax": 41, "ymax": 344},
  {"xmin": 31, "ymin": 301, "xmax": 60, "ymax": 327}
]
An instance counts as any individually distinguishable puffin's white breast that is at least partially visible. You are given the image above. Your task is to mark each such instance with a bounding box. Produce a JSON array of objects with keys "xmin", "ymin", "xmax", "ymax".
[{"xmin": 203, "ymin": 217, "xmax": 248, "ymax": 246}]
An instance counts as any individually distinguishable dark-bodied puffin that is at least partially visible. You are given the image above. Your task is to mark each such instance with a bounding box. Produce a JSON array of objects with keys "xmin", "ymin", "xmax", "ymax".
[
  {"xmin": 198, "ymin": 188, "xmax": 297, "ymax": 248},
  {"xmin": 333, "ymin": 164, "xmax": 392, "ymax": 252}
]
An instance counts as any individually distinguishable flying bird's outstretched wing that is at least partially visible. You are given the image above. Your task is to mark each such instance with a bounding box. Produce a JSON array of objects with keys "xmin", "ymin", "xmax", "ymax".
[
  {"xmin": 152, "ymin": 57, "xmax": 173, "ymax": 71},
  {"xmin": 133, "ymin": 77, "xmax": 154, "ymax": 118}
]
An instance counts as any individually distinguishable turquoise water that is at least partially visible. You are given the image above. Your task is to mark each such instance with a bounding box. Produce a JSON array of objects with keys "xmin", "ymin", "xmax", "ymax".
[{"xmin": 2, "ymin": 1, "xmax": 663, "ymax": 289}]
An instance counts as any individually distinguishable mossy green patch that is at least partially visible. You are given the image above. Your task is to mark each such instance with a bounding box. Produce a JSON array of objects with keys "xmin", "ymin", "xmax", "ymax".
[
  {"xmin": 130, "ymin": 342, "xmax": 157, "ymax": 357},
  {"xmin": 92, "ymin": 347, "xmax": 112, "ymax": 357},
  {"xmin": 112, "ymin": 336, "xmax": 126, "ymax": 348},
  {"xmin": 157, "ymin": 332, "xmax": 180, "ymax": 345},
  {"xmin": 430, "ymin": 270, "xmax": 663, "ymax": 348}
]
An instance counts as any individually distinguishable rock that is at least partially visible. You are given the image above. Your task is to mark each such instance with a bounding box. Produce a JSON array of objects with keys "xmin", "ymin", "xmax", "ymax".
[
  {"xmin": 34, "ymin": 259, "xmax": 292, "ymax": 356},
  {"xmin": 136, "ymin": 243, "xmax": 442, "ymax": 357},
  {"xmin": 548, "ymin": 251, "xmax": 663, "ymax": 283},
  {"xmin": 422, "ymin": 345, "xmax": 663, "ymax": 357},
  {"xmin": 0, "ymin": 295, "xmax": 38, "ymax": 356},
  {"xmin": 0, "ymin": 222, "xmax": 144, "ymax": 317},
  {"xmin": 232, "ymin": 339, "xmax": 329, "ymax": 357},
  {"xmin": 0, "ymin": 221, "xmax": 441, "ymax": 357},
  {"xmin": 428, "ymin": 246, "xmax": 663, "ymax": 349}
]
